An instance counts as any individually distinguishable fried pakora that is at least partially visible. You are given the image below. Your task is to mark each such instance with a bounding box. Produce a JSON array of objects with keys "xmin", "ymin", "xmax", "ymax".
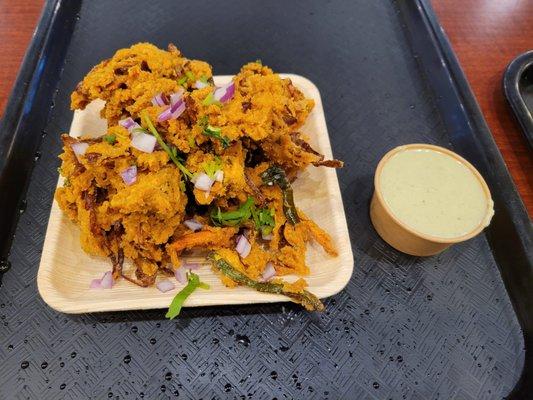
[{"xmin": 56, "ymin": 42, "xmax": 342, "ymax": 310}]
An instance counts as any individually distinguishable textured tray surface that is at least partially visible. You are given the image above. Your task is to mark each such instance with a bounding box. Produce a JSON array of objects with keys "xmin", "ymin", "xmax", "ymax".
[
  {"xmin": 37, "ymin": 74, "xmax": 353, "ymax": 313},
  {"xmin": 0, "ymin": 1, "xmax": 524, "ymax": 399}
]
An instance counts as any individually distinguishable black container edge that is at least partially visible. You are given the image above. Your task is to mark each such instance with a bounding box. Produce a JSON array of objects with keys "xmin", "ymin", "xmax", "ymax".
[
  {"xmin": 411, "ymin": 1, "xmax": 533, "ymax": 398},
  {"xmin": 503, "ymin": 50, "xmax": 533, "ymax": 149},
  {"xmin": 0, "ymin": 0, "xmax": 82, "ymax": 273}
]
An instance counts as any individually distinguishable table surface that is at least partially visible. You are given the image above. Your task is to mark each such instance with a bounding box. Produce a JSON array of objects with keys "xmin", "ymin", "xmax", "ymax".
[{"xmin": 0, "ymin": 0, "xmax": 531, "ymax": 215}]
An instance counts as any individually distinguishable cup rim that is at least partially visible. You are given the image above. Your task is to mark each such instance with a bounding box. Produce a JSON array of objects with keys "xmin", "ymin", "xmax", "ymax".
[{"xmin": 374, "ymin": 143, "xmax": 494, "ymax": 244}]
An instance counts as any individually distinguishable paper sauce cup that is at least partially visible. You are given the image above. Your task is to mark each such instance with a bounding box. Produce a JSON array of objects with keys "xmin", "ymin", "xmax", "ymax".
[{"xmin": 370, "ymin": 144, "xmax": 494, "ymax": 256}]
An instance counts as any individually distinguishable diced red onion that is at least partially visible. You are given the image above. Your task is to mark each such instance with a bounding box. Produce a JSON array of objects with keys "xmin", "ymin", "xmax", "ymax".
[
  {"xmin": 214, "ymin": 170, "xmax": 224, "ymax": 182},
  {"xmin": 119, "ymin": 117, "xmax": 135, "ymax": 129},
  {"xmin": 262, "ymin": 232, "xmax": 273, "ymax": 241},
  {"xmin": 157, "ymin": 108, "xmax": 173, "ymax": 122},
  {"xmin": 170, "ymin": 90, "xmax": 184, "ymax": 106},
  {"xmin": 235, "ymin": 235, "xmax": 251, "ymax": 258},
  {"xmin": 213, "ymin": 82, "xmax": 235, "ymax": 103},
  {"xmin": 156, "ymin": 280, "xmax": 175, "ymax": 293},
  {"xmin": 183, "ymin": 262, "xmax": 201, "ymax": 270},
  {"xmin": 71, "ymin": 142, "xmax": 89, "ymax": 158},
  {"xmin": 213, "ymin": 87, "xmax": 224, "ymax": 101},
  {"xmin": 119, "ymin": 117, "xmax": 141, "ymax": 133},
  {"xmin": 131, "ymin": 131, "xmax": 156, "ymax": 153},
  {"xmin": 151, "ymin": 93, "xmax": 168, "ymax": 107},
  {"xmin": 100, "ymin": 271, "xmax": 114, "ymax": 289},
  {"xmin": 195, "ymin": 80, "xmax": 209, "ymax": 89},
  {"xmin": 184, "ymin": 219, "xmax": 203, "ymax": 232},
  {"xmin": 220, "ymin": 83, "xmax": 235, "ymax": 102},
  {"xmin": 157, "ymin": 91, "xmax": 184, "ymax": 123},
  {"xmin": 194, "ymin": 173, "xmax": 214, "ymax": 191},
  {"xmin": 174, "ymin": 268, "xmax": 186, "ymax": 284},
  {"xmin": 89, "ymin": 279, "xmax": 102, "ymax": 289},
  {"xmin": 120, "ymin": 166, "xmax": 137, "ymax": 186},
  {"xmin": 170, "ymin": 97, "xmax": 184, "ymax": 112},
  {"xmin": 157, "ymin": 100, "xmax": 186, "ymax": 122},
  {"xmin": 261, "ymin": 262, "xmax": 276, "ymax": 282}
]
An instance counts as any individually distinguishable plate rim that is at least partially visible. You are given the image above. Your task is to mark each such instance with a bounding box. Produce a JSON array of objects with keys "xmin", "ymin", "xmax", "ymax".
[{"xmin": 37, "ymin": 73, "xmax": 354, "ymax": 314}]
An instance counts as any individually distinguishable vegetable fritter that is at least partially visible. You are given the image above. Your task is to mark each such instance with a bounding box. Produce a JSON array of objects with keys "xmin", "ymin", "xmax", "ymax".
[{"xmin": 57, "ymin": 42, "xmax": 342, "ymax": 311}]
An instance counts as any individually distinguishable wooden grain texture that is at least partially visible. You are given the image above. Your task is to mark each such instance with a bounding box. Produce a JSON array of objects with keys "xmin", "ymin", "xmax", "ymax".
[
  {"xmin": 0, "ymin": 0, "xmax": 44, "ymax": 114},
  {"xmin": 37, "ymin": 75, "xmax": 354, "ymax": 313},
  {"xmin": 0, "ymin": 0, "xmax": 531, "ymax": 214},
  {"xmin": 433, "ymin": 0, "xmax": 533, "ymax": 216}
]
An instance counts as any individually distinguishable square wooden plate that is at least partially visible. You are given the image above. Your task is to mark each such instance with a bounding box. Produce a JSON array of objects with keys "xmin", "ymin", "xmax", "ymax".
[{"xmin": 37, "ymin": 74, "xmax": 354, "ymax": 313}]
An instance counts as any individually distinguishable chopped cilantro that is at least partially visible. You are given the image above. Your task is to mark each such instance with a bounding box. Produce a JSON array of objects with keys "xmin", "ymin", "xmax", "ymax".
[
  {"xmin": 141, "ymin": 112, "xmax": 193, "ymax": 180},
  {"xmin": 202, "ymin": 156, "xmax": 222, "ymax": 179},
  {"xmin": 103, "ymin": 134, "xmax": 116, "ymax": 145},
  {"xmin": 210, "ymin": 197, "xmax": 275, "ymax": 235},
  {"xmin": 185, "ymin": 71, "xmax": 195, "ymax": 82},
  {"xmin": 202, "ymin": 92, "xmax": 222, "ymax": 107},
  {"xmin": 178, "ymin": 71, "xmax": 199, "ymax": 88},
  {"xmin": 211, "ymin": 197, "xmax": 254, "ymax": 227},
  {"xmin": 165, "ymin": 272, "xmax": 209, "ymax": 319},
  {"xmin": 169, "ymin": 145, "xmax": 184, "ymax": 162},
  {"xmin": 199, "ymin": 75, "xmax": 209, "ymax": 84},
  {"xmin": 204, "ymin": 125, "xmax": 230, "ymax": 148},
  {"xmin": 251, "ymin": 206, "xmax": 275, "ymax": 236},
  {"xmin": 197, "ymin": 116, "xmax": 230, "ymax": 148}
]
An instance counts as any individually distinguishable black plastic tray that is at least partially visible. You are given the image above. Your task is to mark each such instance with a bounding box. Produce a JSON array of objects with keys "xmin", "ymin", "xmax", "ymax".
[
  {"xmin": 0, "ymin": 1, "xmax": 531, "ymax": 399},
  {"xmin": 504, "ymin": 50, "xmax": 533, "ymax": 148}
]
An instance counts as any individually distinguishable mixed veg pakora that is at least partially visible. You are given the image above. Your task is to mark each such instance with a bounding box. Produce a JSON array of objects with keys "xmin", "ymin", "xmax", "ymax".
[{"xmin": 56, "ymin": 43, "xmax": 342, "ymax": 313}]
